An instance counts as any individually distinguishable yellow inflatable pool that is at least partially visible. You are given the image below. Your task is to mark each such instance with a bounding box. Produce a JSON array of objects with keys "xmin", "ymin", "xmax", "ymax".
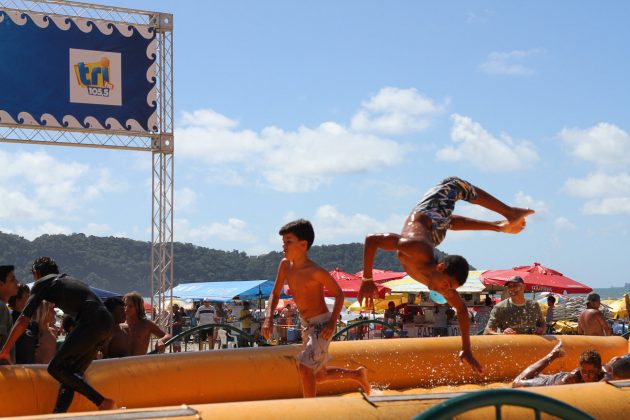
[{"xmin": 1, "ymin": 335, "xmax": 628, "ymax": 418}]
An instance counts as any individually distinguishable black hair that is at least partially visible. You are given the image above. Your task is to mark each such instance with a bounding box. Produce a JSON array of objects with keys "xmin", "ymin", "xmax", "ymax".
[
  {"xmin": 278, "ymin": 219, "xmax": 315, "ymax": 249},
  {"xmin": 0, "ymin": 265, "xmax": 14, "ymax": 283},
  {"xmin": 8, "ymin": 283, "xmax": 29, "ymax": 308},
  {"xmin": 579, "ymin": 350, "xmax": 602, "ymax": 368},
  {"xmin": 104, "ymin": 296, "xmax": 124, "ymax": 314},
  {"xmin": 32, "ymin": 257, "xmax": 59, "ymax": 277},
  {"xmin": 611, "ymin": 355, "xmax": 630, "ymax": 379},
  {"xmin": 484, "ymin": 295, "xmax": 492, "ymax": 306},
  {"xmin": 547, "ymin": 295, "xmax": 556, "ymax": 304},
  {"xmin": 440, "ymin": 254, "xmax": 469, "ymax": 286}
]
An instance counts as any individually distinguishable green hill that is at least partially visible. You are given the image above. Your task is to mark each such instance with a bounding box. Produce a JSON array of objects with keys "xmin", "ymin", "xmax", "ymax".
[{"xmin": 1, "ymin": 231, "xmax": 456, "ymax": 295}]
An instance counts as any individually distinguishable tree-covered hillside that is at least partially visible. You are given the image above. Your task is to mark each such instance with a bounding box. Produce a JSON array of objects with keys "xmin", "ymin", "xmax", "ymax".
[{"xmin": 0, "ymin": 231, "xmax": 456, "ymax": 295}]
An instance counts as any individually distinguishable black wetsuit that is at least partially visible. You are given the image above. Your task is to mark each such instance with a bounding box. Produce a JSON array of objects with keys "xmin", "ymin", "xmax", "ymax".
[{"xmin": 22, "ymin": 274, "xmax": 113, "ymax": 413}]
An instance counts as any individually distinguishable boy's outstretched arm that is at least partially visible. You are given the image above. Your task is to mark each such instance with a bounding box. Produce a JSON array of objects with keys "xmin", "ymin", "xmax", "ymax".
[
  {"xmin": 443, "ymin": 290, "xmax": 483, "ymax": 374},
  {"xmin": 359, "ymin": 233, "xmax": 400, "ymax": 309},
  {"xmin": 262, "ymin": 259, "xmax": 289, "ymax": 340}
]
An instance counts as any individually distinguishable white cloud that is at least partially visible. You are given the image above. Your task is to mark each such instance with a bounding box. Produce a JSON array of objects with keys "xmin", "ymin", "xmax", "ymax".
[
  {"xmin": 175, "ymin": 188, "xmax": 198, "ymax": 213},
  {"xmin": 564, "ymin": 173, "xmax": 630, "ymax": 215},
  {"xmin": 558, "ymin": 123, "xmax": 630, "ymax": 168},
  {"xmin": 0, "ymin": 186, "xmax": 52, "ymax": 221},
  {"xmin": 582, "ymin": 197, "xmax": 630, "ymax": 215},
  {"xmin": 174, "ymin": 217, "xmax": 258, "ymax": 244},
  {"xmin": 513, "ymin": 192, "xmax": 548, "ymax": 217},
  {"xmin": 84, "ymin": 168, "xmax": 127, "ymax": 200},
  {"xmin": 436, "ymin": 114, "xmax": 539, "ymax": 171},
  {"xmin": 313, "ymin": 205, "xmax": 404, "ymax": 242},
  {"xmin": 479, "ymin": 48, "xmax": 544, "ymax": 76},
  {"xmin": 564, "ymin": 173, "xmax": 630, "ymax": 199},
  {"xmin": 181, "ymin": 109, "xmax": 239, "ymax": 130},
  {"xmin": 0, "ymin": 150, "xmax": 127, "ymax": 220},
  {"xmin": 350, "ymin": 87, "xmax": 448, "ymax": 135},
  {"xmin": 177, "ymin": 108, "xmax": 407, "ymax": 192},
  {"xmin": 554, "ymin": 217, "xmax": 576, "ymax": 231},
  {"xmin": 3, "ymin": 222, "xmax": 73, "ymax": 240}
]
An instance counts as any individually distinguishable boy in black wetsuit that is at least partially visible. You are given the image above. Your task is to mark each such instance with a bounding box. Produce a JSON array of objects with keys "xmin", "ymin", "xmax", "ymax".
[{"xmin": 0, "ymin": 257, "xmax": 117, "ymax": 412}]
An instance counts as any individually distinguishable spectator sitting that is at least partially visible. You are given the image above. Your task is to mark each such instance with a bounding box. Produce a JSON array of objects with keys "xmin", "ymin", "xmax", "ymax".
[
  {"xmin": 578, "ymin": 293, "xmax": 612, "ymax": 336},
  {"xmin": 103, "ymin": 297, "xmax": 129, "ymax": 358},
  {"xmin": 513, "ymin": 340, "xmax": 603, "ymax": 387},
  {"xmin": 122, "ymin": 292, "xmax": 170, "ymax": 355},
  {"xmin": 484, "ymin": 276, "xmax": 544, "ymax": 335}
]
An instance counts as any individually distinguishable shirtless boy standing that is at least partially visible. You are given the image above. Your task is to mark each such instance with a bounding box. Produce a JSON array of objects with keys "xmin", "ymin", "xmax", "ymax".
[
  {"xmin": 262, "ymin": 219, "xmax": 370, "ymax": 397},
  {"xmin": 122, "ymin": 292, "xmax": 171, "ymax": 355},
  {"xmin": 359, "ymin": 177, "xmax": 535, "ymax": 373}
]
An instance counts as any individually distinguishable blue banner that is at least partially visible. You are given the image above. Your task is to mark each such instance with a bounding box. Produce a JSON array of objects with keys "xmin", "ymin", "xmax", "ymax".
[{"xmin": 0, "ymin": 10, "xmax": 157, "ymax": 132}]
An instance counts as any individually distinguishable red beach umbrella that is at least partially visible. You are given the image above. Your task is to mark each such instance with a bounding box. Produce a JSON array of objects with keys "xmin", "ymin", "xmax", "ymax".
[
  {"xmin": 285, "ymin": 267, "xmax": 391, "ymax": 298},
  {"xmin": 480, "ymin": 262, "xmax": 592, "ymax": 294},
  {"xmin": 354, "ymin": 269, "xmax": 407, "ymax": 283}
]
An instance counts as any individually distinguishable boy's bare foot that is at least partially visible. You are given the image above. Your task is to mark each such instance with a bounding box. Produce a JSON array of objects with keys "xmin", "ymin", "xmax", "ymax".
[
  {"xmin": 498, "ymin": 208, "xmax": 535, "ymax": 234},
  {"xmin": 357, "ymin": 366, "xmax": 371, "ymax": 395},
  {"xmin": 98, "ymin": 399, "xmax": 118, "ymax": 410}
]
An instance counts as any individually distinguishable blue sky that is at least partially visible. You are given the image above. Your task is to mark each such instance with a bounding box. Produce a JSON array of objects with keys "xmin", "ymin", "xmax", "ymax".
[{"xmin": 2, "ymin": 1, "xmax": 630, "ymax": 288}]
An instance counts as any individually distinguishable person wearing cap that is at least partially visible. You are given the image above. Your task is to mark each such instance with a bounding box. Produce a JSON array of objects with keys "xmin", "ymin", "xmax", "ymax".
[
  {"xmin": 359, "ymin": 177, "xmax": 535, "ymax": 373},
  {"xmin": 577, "ymin": 293, "xmax": 612, "ymax": 336},
  {"xmin": 484, "ymin": 276, "xmax": 544, "ymax": 335}
]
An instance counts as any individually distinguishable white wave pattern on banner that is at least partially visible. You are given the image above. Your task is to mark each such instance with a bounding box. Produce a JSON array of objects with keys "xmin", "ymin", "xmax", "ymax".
[
  {"xmin": 147, "ymin": 112, "xmax": 158, "ymax": 132},
  {"xmin": 135, "ymin": 25, "xmax": 154, "ymax": 40},
  {"xmin": 62, "ymin": 115, "xmax": 83, "ymax": 129},
  {"xmin": 105, "ymin": 118, "xmax": 125, "ymax": 131},
  {"xmin": 48, "ymin": 15, "xmax": 72, "ymax": 31},
  {"xmin": 92, "ymin": 20, "xmax": 115, "ymax": 36},
  {"xmin": 4, "ymin": 10, "xmax": 153, "ymax": 39},
  {"xmin": 147, "ymin": 38, "xmax": 157, "ymax": 60},
  {"xmin": 5, "ymin": 10, "xmax": 28, "ymax": 26},
  {"xmin": 84, "ymin": 116, "xmax": 105, "ymax": 130},
  {"xmin": 0, "ymin": 111, "xmax": 17, "ymax": 124},
  {"xmin": 146, "ymin": 62, "xmax": 157, "ymax": 83},
  {"xmin": 125, "ymin": 119, "xmax": 145, "ymax": 132},
  {"xmin": 40, "ymin": 113, "xmax": 62, "ymax": 127},
  {"xmin": 147, "ymin": 85, "xmax": 157, "ymax": 107},
  {"xmin": 17, "ymin": 112, "xmax": 38, "ymax": 126}
]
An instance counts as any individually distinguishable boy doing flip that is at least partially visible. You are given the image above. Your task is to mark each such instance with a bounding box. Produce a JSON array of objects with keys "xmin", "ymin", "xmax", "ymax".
[
  {"xmin": 262, "ymin": 219, "xmax": 370, "ymax": 397},
  {"xmin": 359, "ymin": 177, "xmax": 534, "ymax": 373}
]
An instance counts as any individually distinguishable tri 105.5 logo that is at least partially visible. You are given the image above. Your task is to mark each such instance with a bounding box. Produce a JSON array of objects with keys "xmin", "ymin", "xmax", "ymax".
[
  {"xmin": 74, "ymin": 57, "xmax": 114, "ymax": 97},
  {"xmin": 69, "ymin": 49, "xmax": 122, "ymax": 106}
]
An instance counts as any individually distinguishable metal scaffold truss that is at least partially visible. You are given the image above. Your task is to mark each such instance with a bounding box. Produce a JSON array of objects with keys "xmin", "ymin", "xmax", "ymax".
[{"xmin": 0, "ymin": 0, "xmax": 174, "ymax": 326}]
